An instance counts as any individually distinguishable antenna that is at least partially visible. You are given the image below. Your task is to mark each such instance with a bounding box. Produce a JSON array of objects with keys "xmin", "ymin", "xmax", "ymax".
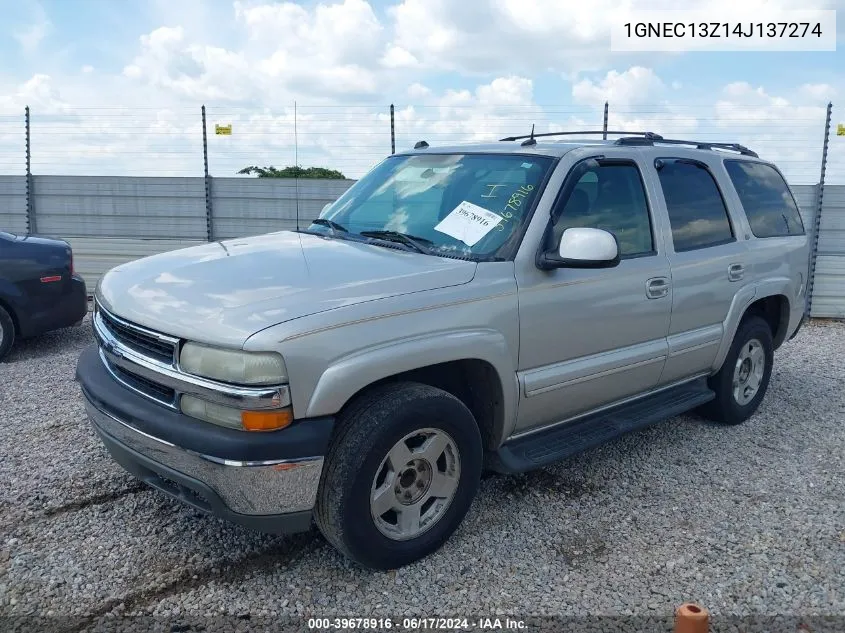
[
  {"xmin": 294, "ymin": 100, "xmax": 300, "ymax": 232},
  {"xmin": 521, "ymin": 124, "xmax": 536, "ymax": 146}
]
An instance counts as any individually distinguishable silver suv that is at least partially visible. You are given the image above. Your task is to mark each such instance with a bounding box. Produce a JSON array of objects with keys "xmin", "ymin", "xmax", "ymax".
[{"xmin": 76, "ymin": 131, "xmax": 809, "ymax": 569}]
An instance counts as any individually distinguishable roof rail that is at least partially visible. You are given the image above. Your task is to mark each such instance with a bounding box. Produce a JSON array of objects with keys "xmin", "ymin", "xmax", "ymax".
[
  {"xmin": 499, "ymin": 130, "xmax": 662, "ymax": 142},
  {"xmin": 614, "ymin": 136, "xmax": 758, "ymax": 158}
]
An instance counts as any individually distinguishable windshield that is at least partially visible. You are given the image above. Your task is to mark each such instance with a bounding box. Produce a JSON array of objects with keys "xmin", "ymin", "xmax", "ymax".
[{"xmin": 310, "ymin": 153, "xmax": 555, "ymax": 260}]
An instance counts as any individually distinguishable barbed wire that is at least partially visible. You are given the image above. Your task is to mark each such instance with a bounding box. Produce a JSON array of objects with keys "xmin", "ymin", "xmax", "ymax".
[{"xmin": 0, "ymin": 103, "xmax": 836, "ymax": 183}]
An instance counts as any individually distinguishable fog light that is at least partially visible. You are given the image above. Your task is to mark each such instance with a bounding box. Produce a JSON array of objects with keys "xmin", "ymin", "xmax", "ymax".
[{"xmin": 180, "ymin": 394, "xmax": 242, "ymax": 429}]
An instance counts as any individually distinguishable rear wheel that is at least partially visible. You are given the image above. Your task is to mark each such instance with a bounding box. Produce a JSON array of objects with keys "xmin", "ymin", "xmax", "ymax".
[
  {"xmin": 698, "ymin": 316, "xmax": 773, "ymax": 425},
  {"xmin": 315, "ymin": 382, "xmax": 482, "ymax": 569},
  {"xmin": 0, "ymin": 305, "xmax": 14, "ymax": 361}
]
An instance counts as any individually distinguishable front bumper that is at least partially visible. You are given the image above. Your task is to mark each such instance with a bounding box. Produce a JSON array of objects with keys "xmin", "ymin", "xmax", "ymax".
[{"xmin": 76, "ymin": 345, "xmax": 334, "ymax": 534}]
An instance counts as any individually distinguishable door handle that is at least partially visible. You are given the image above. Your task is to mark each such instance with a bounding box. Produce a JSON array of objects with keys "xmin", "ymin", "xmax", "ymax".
[
  {"xmin": 645, "ymin": 277, "xmax": 670, "ymax": 299},
  {"xmin": 728, "ymin": 263, "xmax": 745, "ymax": 282}
]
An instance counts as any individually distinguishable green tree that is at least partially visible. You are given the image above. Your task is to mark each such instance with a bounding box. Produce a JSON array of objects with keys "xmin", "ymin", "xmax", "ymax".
[{"xmin": 237, "ymin": 165, "xmax": 346, "ymax": 179}]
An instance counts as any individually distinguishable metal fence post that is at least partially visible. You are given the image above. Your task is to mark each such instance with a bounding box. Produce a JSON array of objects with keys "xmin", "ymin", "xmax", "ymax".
[
  {"xmin": 602, "ymin": 101, "xmax": 609, "ymax": 140},
  {"xmin": 390, "ymin": 104, "xmax": 396, "ymax": 154},
  {"xmin": 804, "ymin": 101, "xmax": 832, "ymax": 319},
  {"xmin": 25, "ymin": 105, "xmax": 36, "ymax": 234},
  {"xmin": 201, "ymin": 105, "xmax": 214, "ymax": 242}
]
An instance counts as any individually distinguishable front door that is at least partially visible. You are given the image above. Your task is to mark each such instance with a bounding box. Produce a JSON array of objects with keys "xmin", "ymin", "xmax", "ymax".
[{"xmin": 514, "ymin": 154, "xmax": 672, "ymax": 433}]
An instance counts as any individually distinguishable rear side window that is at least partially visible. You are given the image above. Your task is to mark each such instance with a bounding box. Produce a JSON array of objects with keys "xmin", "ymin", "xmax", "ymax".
[
  {"xmin": 655, "ymin": 159, "xmax": 734, "ymax": 252},
  {"xmin": 724, "ymin": 160, "xmax": 805, "ymax": 237}
]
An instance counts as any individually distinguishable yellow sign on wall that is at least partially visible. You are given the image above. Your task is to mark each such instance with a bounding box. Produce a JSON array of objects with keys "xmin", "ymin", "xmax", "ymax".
[
  {"xmin": 837, "ymin": 123, "xmax": 845, "ymax": 136},
  {"xmin": 215, "ymin": 124, "xmax": 232, "ymax": 135}
]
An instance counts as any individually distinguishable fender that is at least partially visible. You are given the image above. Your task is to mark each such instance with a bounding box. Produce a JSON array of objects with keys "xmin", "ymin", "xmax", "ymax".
[
  {"xmin": 304, "ymin": 328, "xmax": 519, "ymax": 441},
  {"xmin": 710, "ymin": 277, "xmax": 795, "ymax": 372},
  {"xmin": 711, "ymin": 284, "xmax": 756, "ymax": 372},
  {"xmin": 753, "ymin": 277, "xmax": 797, "ymax": 345}
]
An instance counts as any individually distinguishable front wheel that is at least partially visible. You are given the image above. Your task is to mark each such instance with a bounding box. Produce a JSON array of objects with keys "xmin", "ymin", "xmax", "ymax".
[
  {"xmin": 698, "ymin": 315, "xmax": 773, "ymax": 425},
  {"xmin": 314, "ymin": 382, "xmax": 482, "ymax": 569}
]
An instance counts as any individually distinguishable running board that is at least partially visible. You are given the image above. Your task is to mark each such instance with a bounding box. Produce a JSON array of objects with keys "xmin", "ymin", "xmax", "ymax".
[{"xmin": 491, "ymin": 379, "xmax": 715, "ymax": 474}]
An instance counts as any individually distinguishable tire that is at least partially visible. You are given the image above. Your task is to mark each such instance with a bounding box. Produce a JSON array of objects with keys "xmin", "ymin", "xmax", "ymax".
[
  {"xmin": 0, "ymin": 305, "xmax": 14, "ymax": 362},
  {"xmin": 697, "ymin": 315, "xmax": 773, "ymax": 425},
  {"xmin": 314, "ymin": 381, "xmax": 483, "ymax": 570}
]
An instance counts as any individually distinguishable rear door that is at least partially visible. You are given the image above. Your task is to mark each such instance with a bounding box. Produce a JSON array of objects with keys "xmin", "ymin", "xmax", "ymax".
[
  {"xmin": 649, "ymin": 157, "xmax": 753, "ymax": 385},
  {"xmin": 722, "ymin": 159, "xmax": 809, "ymax": 330}
]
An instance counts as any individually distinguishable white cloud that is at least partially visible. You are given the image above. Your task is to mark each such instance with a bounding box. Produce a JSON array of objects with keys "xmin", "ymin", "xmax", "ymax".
[
  {"xmin": 387, "ymin": 0, "xmax": 842, "ymax": 75},
  {"xmin": 81, "ymin": 65, "xmax": 95, "ymax": 74},
  {"xmin": 0, "ymin": 74, "xmax": 67, "ymax": 112},
  {"xmin": 572, "ymin": 66, "xmax": 664, "ymax": 107},
  {"xmin": 381, "ymin": 45, "xmax": 419, "ymax": 69},
  {"xmin": 236, "ymin": 0, "xmax": 383, "ymax": 61},
  {"xmin": 388, "ymin": 0, "xmax": 628, "ymax": 73},
  {"xmin": 122, "ymin": 1, "xmax": 395, "ymax": 102},
  {"xmin": 475, "ymin": 76, "xmax": 534, "ymax": 107},
  {"xmin": 1, "ymin": 1, "xmax": 839, "ymax": 186},
  {"xmin": 122, "ymin": 25, "xmax": 256, "ymax": 101}
]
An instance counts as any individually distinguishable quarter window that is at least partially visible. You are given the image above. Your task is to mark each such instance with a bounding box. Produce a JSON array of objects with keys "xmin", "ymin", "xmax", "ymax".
[
  {"xmin": 724, "ymin": 160, "xmax": 805, "ymax": 238},
  {"xmin": 552, "ymin": 162, "xmax": 654, "ymax": 257},
  {"xmin": 656, "ymin": 159, "xmax": 734, "ymax": 252}
]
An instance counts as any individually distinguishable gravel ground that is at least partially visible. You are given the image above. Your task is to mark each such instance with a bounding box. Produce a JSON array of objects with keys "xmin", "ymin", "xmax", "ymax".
[{"xmin": 0, "ymin": 316, "xmax": 843, "ymax": 633}]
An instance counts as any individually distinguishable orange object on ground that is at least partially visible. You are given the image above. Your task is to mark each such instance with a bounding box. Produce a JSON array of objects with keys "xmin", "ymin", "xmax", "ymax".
[{"xmin": 674, "ymin": 602, "xmax": 709, "ymax": 633}]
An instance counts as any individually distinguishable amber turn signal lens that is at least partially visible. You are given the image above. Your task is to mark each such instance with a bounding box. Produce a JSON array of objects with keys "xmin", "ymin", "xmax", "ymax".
[{"xmin": 241, "ymin": 408, "xmax": 293, "ymax": 431}]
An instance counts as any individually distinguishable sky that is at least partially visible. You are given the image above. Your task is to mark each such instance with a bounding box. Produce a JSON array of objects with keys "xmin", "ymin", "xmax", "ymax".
[{"xmin": 0, "ymin": 0, "xmax": 842, "ymax": 183}]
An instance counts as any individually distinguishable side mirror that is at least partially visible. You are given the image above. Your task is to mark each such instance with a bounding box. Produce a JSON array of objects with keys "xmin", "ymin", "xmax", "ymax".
[{"xmin": 538, "ymin": 227, "xmax": 620, "ymax": 270}]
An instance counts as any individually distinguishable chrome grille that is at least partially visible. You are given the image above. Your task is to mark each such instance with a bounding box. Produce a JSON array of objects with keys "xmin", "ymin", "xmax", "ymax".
[
  {"xmin": 93, "ymin": 300, "xmax": 291, "ymax": 413},
  {"xmin": 98, "ymin": 307, "xmax": 177, "ymax": 365},
  {"xmin": 111, "ymin": 363, "xmax": 177, "ymax": 406}
]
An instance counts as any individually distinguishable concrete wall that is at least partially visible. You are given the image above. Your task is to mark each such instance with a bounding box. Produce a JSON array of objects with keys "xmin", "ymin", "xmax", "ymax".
[
  {"xmin": 211, "ymin": 177, "xmax": 355, "ymax": 239},
  {"xmin": 0, "ymin": 176, "xmax": 28, "ymax": 235},
  {"xmin": 0, "ymin": 176, "xmax": 841, "ymax": 318},
  {"xmin": 0, "ymin": 176, "xmax": 356, "ymax": 292},
  {"xmin": 32, "ymin": 176, "xmax": 209, "ymax": 239}
]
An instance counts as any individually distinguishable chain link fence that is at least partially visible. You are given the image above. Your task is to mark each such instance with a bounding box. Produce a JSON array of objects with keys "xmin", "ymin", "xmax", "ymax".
[
  {"xmin": 0, "ymin": 101, "xmax": 841, "ymax": 317},
  {"xmin": 0, "ymin": 101, "xmax": 837, "ymax": 184}
]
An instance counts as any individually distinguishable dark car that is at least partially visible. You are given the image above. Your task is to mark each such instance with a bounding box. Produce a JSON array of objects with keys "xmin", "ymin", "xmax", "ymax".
[{"xmin": 0, "ymin": 231, "xmax": 88, "ymax": 360}]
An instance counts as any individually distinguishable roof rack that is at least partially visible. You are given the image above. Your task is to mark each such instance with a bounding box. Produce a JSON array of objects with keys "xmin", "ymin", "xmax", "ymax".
[
  {"xmin": 614, "ymin": 136, "xmax": 758, "ymax": 158},
  {"xmin": 500, "ymin": 130, "xmax": 661, "ymax": 142}
]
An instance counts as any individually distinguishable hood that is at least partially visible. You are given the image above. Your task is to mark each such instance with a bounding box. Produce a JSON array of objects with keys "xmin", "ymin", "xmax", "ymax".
[{"xmin": 97, "ymin": 231, "xmax": 477, "ymax": 347}]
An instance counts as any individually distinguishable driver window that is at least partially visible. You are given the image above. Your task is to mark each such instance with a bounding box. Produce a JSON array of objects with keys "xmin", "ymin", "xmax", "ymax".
[{"xmin": 552, "ymin": 162, "xmax": 654, "ymax": 258}]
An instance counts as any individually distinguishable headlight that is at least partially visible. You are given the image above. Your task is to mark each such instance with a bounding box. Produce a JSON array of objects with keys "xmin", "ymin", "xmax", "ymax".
[{"xmin": 179, "ymin": 342, "xmax": 287, "ymax": 385}]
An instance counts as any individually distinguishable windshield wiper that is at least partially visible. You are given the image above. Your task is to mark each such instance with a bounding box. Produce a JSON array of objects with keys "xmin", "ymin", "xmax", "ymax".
[
  {"xmin": 310, "ymin": 218, "xmax": 349, "ymax": 234},
  {"xmin": 358, "ymin": 230, "xmax": 434, "ymax": 254}
]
